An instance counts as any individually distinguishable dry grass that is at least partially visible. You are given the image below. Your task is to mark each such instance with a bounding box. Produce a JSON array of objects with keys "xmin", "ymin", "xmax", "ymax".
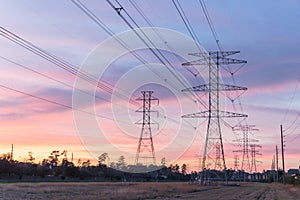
[
  {"xmin": 0, "ymin": 182, "xmax": 200, "ymax": 200},
  {"xmin": 0, "ymin": 182, "xmax": 299, "ymax": 200}
]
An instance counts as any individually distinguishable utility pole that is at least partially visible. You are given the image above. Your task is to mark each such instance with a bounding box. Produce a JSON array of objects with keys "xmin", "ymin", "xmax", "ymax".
[
  {"xmin": 135, "ymin": 91, "xmax": 158, "ymax": 166},
  {"xmin": 10, "ymin": 144, "xmax": 14, "ymax": 161},
  {"xmin": 182, "ymin": 51, "xmax": 247, "ymax": 183},
  {"xmin": 272, "ymin": 155, "xmax": 276, "ymax": 182},
  {"xmin": 275, "ymin": 145, "xmax": 279, "ymax": 183},
  {"xmin": 280, "ymin": 124, "xmax": 285, "ymax": 184}
]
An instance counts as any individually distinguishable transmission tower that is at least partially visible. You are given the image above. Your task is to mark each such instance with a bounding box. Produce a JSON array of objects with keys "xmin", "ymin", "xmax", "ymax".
[
  {"xmin": 182, "ymin": 51, "xmax": 247, "ymax": 181},
  {"xmin": 233, "ymin": 125, "xmax": 258, "ymax": 172},
  {"xmin": 234, "ymin": 154, "xmax": 239, "ymax": 171},
  {"xmin": 250, "ymin": 144, "xmax": 262, "ymax": 172},
  {"xmin": 135, "ymin": 91, "xmax": 158, "ymax": 166}
]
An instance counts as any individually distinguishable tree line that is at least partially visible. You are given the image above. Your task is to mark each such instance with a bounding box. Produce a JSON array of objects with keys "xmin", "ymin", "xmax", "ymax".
[{"xmin": 0, "ymin": 150, "xmax": 193, "ymax": 182}]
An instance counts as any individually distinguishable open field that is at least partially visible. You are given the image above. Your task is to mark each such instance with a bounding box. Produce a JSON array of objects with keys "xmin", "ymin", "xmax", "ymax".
[{"xmin": 0, "ymin": 182, "xmax": 299, "ymax": 200}]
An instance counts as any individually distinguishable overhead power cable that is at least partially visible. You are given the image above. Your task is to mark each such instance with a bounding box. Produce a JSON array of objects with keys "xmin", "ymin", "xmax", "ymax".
[
  {"xmin": 0, "ymin": 26, "xmax": 140, "ymax": 107},
  {"xmin": 106, "ymin": 0, "xmax": 208, "ymax": 109},
  {"xmin": 70, "ymin": 0, "xmax": 194, "ymax": 126},
  {"xmin": 0, "ymin": 55, "xmax": 136, "ymax": 110},
  {"xmin": 281, "ymin": 78, "xmax": 300, "ymax": 131},
  {"xmin": 172, "ymin": 0, "xmax": 202, "ymax": 51},
  {"xmin": 0, "ymin": 84, "xmax": 115, "ymax": 121},
  {"xmin": 128, "ymin": 0, "xmax": 207, "ymax": 97}
]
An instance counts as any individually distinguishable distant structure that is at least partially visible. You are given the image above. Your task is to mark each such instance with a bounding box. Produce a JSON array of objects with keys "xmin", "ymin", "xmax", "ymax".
[
  {"xmin": 10, "ymin": 144, "xmax": 14, "ymax": 161},
  {"xmin": 135, "ymin": 91, "xmax": 159, "ymax": 165},
  {"xmin": 234, "ymin": 154, "xmax": 239, "ymax": 171},
  {"xmin": 250, "ymin": 144, "xmax": 262, "ymax": 172},
  {"xmin": 233, "ymin": 125, "xmax": 258, "ymax": 172},
  {"xmin": 182, "ymin": 51, "xmax": 247, "ymax": 182}
]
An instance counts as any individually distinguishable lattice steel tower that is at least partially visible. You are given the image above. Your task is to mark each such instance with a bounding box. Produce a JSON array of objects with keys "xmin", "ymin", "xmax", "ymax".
[
  {"xmin": 182, "ymin": 51, "xmax": 247, "ymax": 178},
  {"xmin": 135, "ymin": 91, "xmax": 158, "ymax": 165},
  {"xmin": 233, "ymin": 125, "xmax": 258, "ymax": 172},
  {"xmin": 234, "ymin": 155, "xmax": 239, "ymax": 171},
  {"xmin": 250, "ymin": 144, "xmax": 262, "ymax": 172}
]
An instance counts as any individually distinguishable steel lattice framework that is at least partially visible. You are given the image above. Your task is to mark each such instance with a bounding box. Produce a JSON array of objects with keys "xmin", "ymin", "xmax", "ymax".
[
  {"xmin": 182, "ymin": 51, "xmax": 247, "ymax": 181},
  {"xmin": 250, "ymin": 144, "xmax": 262, "ymax": 172},
  {"xmin": 135, "ymin": 91, "xmax": 158, "ymax": 166},
  {"xmin": 232, "ymin": 125, "xmax": 259, "ymax": 172}
]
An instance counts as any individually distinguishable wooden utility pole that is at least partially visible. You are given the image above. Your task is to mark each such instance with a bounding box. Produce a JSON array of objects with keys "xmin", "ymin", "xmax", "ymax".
[
  {"xmin": 275, "ymin": 145, "xmax": 279, "ymax": 183},
  {"xmin": 280, "ymin": 125, "xmax": 285, "ymax": 184},
  {"xmin": 10, "ymin": 144, "xmax": 14, "ymax": 161}
]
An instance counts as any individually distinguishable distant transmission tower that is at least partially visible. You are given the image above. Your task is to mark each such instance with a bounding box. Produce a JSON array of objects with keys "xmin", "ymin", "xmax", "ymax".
[
  {"xmin": 135, "ymin": 91, "xmax": 158, "ymax": 165},
  {"xmin": 182, "ymin": 51, "xmax": 247, "ymax": 180},
  {"xmin": 234, "ymin": 155, "xmax": 239, "ymax": 171},
  {"xmin": 250, "ymin": 144, "xmax": 262, "ymax": 172},
  {"xmin": 233, "ymin": 125, "xmax": 258, "ymax": 172}
]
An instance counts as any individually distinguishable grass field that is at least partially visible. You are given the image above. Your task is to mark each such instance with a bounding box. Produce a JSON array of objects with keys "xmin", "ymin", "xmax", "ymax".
[{"xmin": 0, "ymin": 182, "xmax": 299, "ymax": 200}]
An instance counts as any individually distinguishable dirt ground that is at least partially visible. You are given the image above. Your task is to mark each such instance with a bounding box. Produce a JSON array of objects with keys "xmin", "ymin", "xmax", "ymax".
[{"xmin": 0, "ymin": 182, "xmax": 298, "ymax": 200}]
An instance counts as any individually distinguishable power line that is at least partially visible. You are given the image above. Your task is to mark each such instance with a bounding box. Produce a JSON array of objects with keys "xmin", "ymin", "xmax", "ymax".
[
  {"xmin": 0, "ymin": 83, "xmax": 116, "ymax": 121},
  {"xmin": 1, "ymin": 1, "xmax": 187, "ymax": 129},
  {"xmin": 197, "ymin": 0, "xmax": 248, "ymax": 128},
  {"xmin": 0, "ymin": 26, "xmax": 140, "ymax": 107},
  {"xmin": 107, "ymin": 0, "xmax": 208, "ymax": 108},
  {"xmin": 71, "ymin": 0, "xmax": 201, "ymax": 111},
  {"xmin": 0, "ymin": 55, "xmax": 149, "ymax": 116},
  {"xmin": 281, "ymin": 77, "xmax": 300, "ymax": 131},
  {"xmin": 198, "ymin": 0, "xmax": 222, "ymax": 51},
  {"xmin": 127, "ymin": 0, "xmax": 208, "ymax": 110},
  {"xmin": 171, "ymin": 0, "xmax": 202, "ymax": 51}
]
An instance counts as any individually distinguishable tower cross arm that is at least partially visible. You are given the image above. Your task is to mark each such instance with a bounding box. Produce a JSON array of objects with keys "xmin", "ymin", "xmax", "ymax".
[
  {"xmin": 182, "ymin": 57, "xmax": 246, "ymax": 66},
  {"xmin": 232, "ymin": 125, "xmax": 259, "ymax": 131},
  {"xmin": 182, "ymin": 110, "xmax": 248, "ymax": 118},
  {"xmin": 182, "ymin": 84, "xmax": 247, "ymax": 92},
  {"xmin": 189, "ymin": 51, "xmax": 240, "ymax": 58}
]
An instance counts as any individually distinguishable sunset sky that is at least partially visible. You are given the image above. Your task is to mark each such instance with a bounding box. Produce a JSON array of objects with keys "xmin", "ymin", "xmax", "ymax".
[{"xmin": 0, "ymin": 0, "xmax": 300, "ymax": 173}]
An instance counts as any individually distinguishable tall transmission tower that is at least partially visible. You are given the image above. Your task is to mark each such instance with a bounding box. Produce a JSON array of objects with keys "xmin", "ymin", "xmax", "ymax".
[
  {"xmin": 135, "ymin": 91, "xmax": 159, "ymax": 166},
  {"xmin": 233, "ymin": 125, "xmax": 258, "ymax": 172},
  {"xmin": 182, "ymin": 51, "xmax": 247, "ymax": 180},
  {"xmin": 250, "ymin": 144, "xmax": 262, "ymax": 172}
]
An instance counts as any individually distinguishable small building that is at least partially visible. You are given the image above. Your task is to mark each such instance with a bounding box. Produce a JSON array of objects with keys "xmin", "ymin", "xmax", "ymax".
[{"xmin": 287, "ymin": 168, "xmax": 300, "ymax": 175}]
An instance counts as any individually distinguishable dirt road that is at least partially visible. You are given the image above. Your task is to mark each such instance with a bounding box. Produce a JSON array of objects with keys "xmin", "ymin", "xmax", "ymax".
[
  {"xmin": 164, "ymin": 183, "xmax": 298, "ymax": 200},
  {"xmin": 164, "ymin": 183, "xmax": 300, "ymax": 200}
]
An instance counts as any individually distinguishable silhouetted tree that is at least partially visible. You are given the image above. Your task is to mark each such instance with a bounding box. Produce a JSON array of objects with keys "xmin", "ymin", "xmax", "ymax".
[
  {"xmin": 27, "ymin": 151, "xmax": 35, "ymax": 163},
  {"xmin": 48, "ymin": 150, "xmax": 60, "ymax": 167},
  {"xmin": 82, "ymin": 160, "xmax": 91, "ymax": 167},
  {"xmin": 116, "ymin": 155, "xmax": 126, "ymax": 170},
  {"xmin": 98, "ymin": 152, "xmax": 108, "ymax": 165},
  {"xmin": 181, "ymin": 164, "xmax": 187, "ymax": 175}
]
